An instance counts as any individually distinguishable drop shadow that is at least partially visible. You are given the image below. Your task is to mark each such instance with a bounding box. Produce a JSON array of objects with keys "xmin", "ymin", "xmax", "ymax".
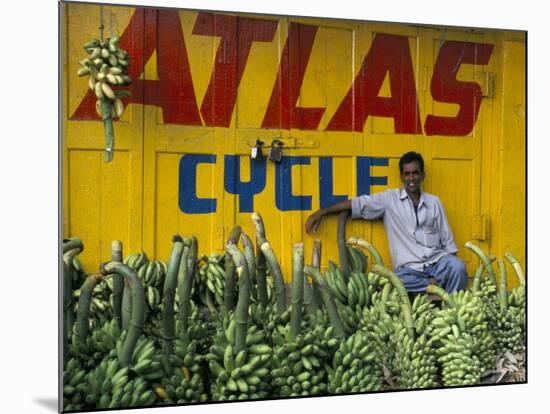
[{"xmin": 34, "ymin": 397, "xmax": 58, "ymax": 412}]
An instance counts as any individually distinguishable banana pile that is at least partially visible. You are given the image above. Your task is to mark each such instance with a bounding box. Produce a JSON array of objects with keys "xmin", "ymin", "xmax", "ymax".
[
  {"xmin": 63, "ymin": 228, "xmax": 526, "ymax": 411},
  {"xmin": 328, "ymin": 330, "xmax": 382, "ymax": 393},
  {"xmin": 206, "ymin": 317, "xmax": 273, "ymax": 401},
  {"xmin": 271, "ymin": 324, "xmax": 332, "ymax": 397}
]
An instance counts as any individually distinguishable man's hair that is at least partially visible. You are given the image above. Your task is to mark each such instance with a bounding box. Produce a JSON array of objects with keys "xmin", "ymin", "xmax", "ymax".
[{"xmin": 399, "ymin": 151, "xmax": 424, "ymax": 173}]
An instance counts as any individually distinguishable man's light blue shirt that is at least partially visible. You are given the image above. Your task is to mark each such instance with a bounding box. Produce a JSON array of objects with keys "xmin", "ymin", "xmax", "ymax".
[{"xmin": 351, "ymin": 188, "xmax": 458, "ymax": 271}]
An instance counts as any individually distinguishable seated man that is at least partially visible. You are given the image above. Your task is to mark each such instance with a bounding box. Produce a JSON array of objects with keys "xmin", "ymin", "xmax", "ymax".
[{"xmin": 305, "ymin": 151, "xmax": 468, "ymax": 294}]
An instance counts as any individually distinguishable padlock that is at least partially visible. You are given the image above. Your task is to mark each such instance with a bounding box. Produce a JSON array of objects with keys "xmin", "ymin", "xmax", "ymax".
[
  {"xmin": 268, "ymin": 140, "xmax": 283, "ymax": 162},
  {"xmin": 251, "ymin": 139, "xmax": 264, "ymax": 160}
]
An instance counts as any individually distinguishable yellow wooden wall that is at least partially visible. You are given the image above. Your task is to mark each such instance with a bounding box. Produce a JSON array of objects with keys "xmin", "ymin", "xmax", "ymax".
[{"xmin": 62, "ymin": 3, "xmax": 526, "ymax": 287}]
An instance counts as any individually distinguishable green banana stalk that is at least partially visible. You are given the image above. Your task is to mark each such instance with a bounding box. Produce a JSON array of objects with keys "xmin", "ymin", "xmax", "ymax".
[
  {"xmin": 289, "ymin": 243, "xmax": 305, "ymax": 341},
  {"xmin": 260, "ymin": 240, "xmax": 287, "ymax": 315},
  {"xmin": 63, "ymin": 237, "xmax": 84, "ymax": 254},
  {"xmin": 464, "ymin": 241, "xmax": 497, "ymax": 286},
  {"xmin": 111, "ymin": 240, "xmax": 124, "ymax": 330},
  {"xmin": 225, "ymin": 244, "xmax": 250, "ymax": 354},
  {"xmin": 371, "ymin": 264, "xmax": 414, "ymax": 339},
  {"xmin": 504, "ymin": 252, "xmax": 525, "ymax": 286},
  {"xmin": 309, "ymin": 239, "xmax": 324, "ymax": 310},
  {"xmin": 63, "ymin": 246, "xmax": 83, "ymax": 347},
  {"xmin": 162, "ymin": 236, "xmax": 185, "ymax": 356},
  {"xmin": 471, "ymin": 264, "xmax": 485, "ymax": 293},
  {"xmin": 251, "ymin": 212, "xmax": 269, "ymax": 308},
  {"xmin": 426, "ymin": 284, "xmax": 456, "ymax": 308},
  {"xmin": 178, "ymin": 246, "xmax": 192, "ymax": 332},
  {"xmin": 241, "ymin": 232, "xmax": 259, "ymax": 302},
  {"xmin": 303, "ymin": 265, "xmax": 345, "ymax": 338},
  {"xmin": 337, "ymin": 211, "xmax": 351, "ymax": 282},
  {"xmin": 347, "ymin": 236, "xmax": 384, "ymax": 266},
  {"xmin": 223, "ymin": 253, "xmax": 236, "ymax": 315},
  {"xmin": 497, "ymin": 260, "xmax": 508, "ymax": 313},
  {"xmin": 74, "ymin": 273, "xmax": 102, "ymax": 348},
  {"xmin": 101, "ymin": 262, "xmax": 145, "ymax": 367}
]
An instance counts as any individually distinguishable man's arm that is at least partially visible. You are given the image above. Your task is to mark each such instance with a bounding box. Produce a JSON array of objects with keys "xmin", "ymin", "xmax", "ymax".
[{"xmin": 305, "ymin": 199, "xmax": 352, "ymax": 234}]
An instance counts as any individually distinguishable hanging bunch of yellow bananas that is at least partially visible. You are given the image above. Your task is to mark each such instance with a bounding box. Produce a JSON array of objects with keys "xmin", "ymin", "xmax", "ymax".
[{"xmin": 76, "ymin": 36, "xmax": 132, "ymax": 162}]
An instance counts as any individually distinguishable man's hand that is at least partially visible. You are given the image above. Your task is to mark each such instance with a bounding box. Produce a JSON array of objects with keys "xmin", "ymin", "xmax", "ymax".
[{"xmin": 305, "ymin": 210, "xmax": 324, "ymax": 234}]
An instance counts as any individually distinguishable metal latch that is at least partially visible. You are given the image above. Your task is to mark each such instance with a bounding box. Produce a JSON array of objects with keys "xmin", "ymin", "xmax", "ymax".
[
  {"xmin": 247, "ymin": 138, "xmax": 319, "ymax": 149},
  {"xmin": 472, "ymin": 215, "xmax": 490, "ymax": 240}
]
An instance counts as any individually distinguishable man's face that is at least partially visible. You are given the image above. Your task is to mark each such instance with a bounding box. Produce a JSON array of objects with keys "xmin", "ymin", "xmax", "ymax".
[{"xmin": 400, "ymin": 160, "xmax": 424, "ymax": 195}]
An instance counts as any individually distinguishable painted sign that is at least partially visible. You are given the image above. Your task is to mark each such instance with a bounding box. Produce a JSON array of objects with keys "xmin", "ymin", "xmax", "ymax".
[
  {"xmin": 71, "ymin": 8, "xmax": 493, "ymax": 136},
  {"xmin": 179, "ymin": 155, "xmax": 388, "ymax": 213}
]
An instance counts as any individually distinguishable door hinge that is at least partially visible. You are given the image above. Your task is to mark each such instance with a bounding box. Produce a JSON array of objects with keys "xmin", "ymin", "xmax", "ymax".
[{"xmin": 472, "ymin": 215, "xmax": 490, "ymax": 241}]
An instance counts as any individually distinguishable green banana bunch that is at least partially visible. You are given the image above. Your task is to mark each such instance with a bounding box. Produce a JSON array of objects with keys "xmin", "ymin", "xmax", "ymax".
[
  {"xmin": 324, "ymin": 261, "xmax": 349, "ymax": 305},
  {"xmin": 493, "ymin": 306, "xmax": 524, "ymax": 354},
  {"xmin": 508, "ymin": 284, "xmax": 526, "ymax": 310},
  {"xmin": 427, "ymin": 287, "xmax": 496, "ymax": 373},
  {"xmin": 90, "ymin": 319, "xmax": 123, "ymax": 355},
  {"xmin": 153, "ymin": 331, "xmax": 207, "ymax": 404},
  {"xmin": 411, "ymin": 293, "xmax": 437, "ymax": 334},
  {"xmin": 346, "ymin": 245, "xmax": 368, "ymax": 274},
  {"xmin": 328, "ymin": 329, "xmax": 383, "ymax": 393},
  {"xmin": 335, "ymin": 299, "xmax": 361, "ymax": 335},
  {"xmin": 435, "ymin": 324, "xmax": 483, "ymax": 386},
  {"xmin": 366, "ymin": 271, "xmax": 390, "ymax": 298},
  {"xmin": 125, "ymin": 252, "xmax": 149, "ymax": 272},
  {"xmin": 391, "ymin": 320, "xmax": 437, "ymax": 389},
  {"xmin": 177, "ymin": 306, "xmax": 215, "ymax": 356},
  {"xmin": 206, "ymin": 315, "xmax": 273, "ymax": 401},
  {"xmin": 73, "ymin": 280, "xmax": 112, "ymax": 328},
  {"xmin": 360, "ymin": 305, "xmax": 396, "ymax": 371},
  {"xmin": 271, "ymin": 324, "xmax": 333, "ymax": 397},
  {"xmin": 77, "ymin": 36, "xmax": 132, "ymax": 161},
  {"xmin": 138, "ymin": 261, "xmax": 166, "ymax": 314},
  {"xmin": 197, "ymin": 254, "xmax": 226, "ymax": 306},
  {"xmin": 66, "ymin": 347, "xmax": 155, "ymax": 410},
  {"xmin": 62, "ymin": 357, "xmax": 88, "ymax": 411},
  {"xmin": 138, "ymin": 260, "xmax": 167, "ymax": 288}
]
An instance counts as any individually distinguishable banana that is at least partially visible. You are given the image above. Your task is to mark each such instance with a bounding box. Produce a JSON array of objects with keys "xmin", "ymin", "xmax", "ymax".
[
  {"xmin": 94, "ymin": 81, "xmax": 104, "ymax": 99},
  {"xmin": 223, "ymin": 345, "xmax": 235, "ymax": 372},
  {"xmin": 114, "ymin": 98, "xmax": 124, "ymax": 118},
  {"xmin": 101, "ymin": 82, "xmax": 116, "ymax": 100}
]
